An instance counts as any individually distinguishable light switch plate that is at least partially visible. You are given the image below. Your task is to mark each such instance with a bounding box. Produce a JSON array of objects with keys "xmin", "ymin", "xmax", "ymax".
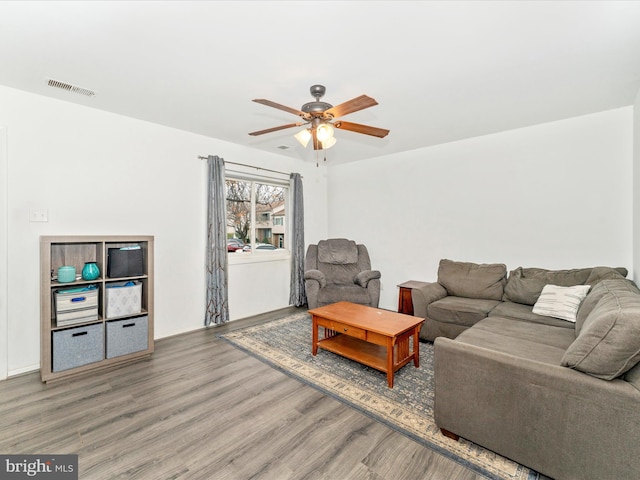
[{"xmin": 29, "ymin": 208, "xmax": 48, "ymax": 222}]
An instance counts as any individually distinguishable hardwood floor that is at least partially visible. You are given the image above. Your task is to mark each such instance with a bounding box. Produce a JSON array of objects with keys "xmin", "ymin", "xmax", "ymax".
[{"xmin": 0, "ymin": 311, "xmax": 484, "ymax": 480}]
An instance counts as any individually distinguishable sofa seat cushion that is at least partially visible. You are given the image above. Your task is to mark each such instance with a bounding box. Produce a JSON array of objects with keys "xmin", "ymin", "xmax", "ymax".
[
  {"xmin": 437, "ymin": 259, "xmax": 506, "ymax": 301},
  {"xmin": 489, "ymin": 301, "xmax": 575, "ymax": 329},
  {"xmin": 427, "ymin": 296, "xmax": 500, "ymax": 327},
  {"xmin": 455, "ymin": 317, "xmax": 575, "ymax": 364},
  {"xmin": 624, "ymin": 361, "xmax": 640, "ymax": 391},
  {"xmin": 561, "ymin": 288, "xmax": 640, "ymax": 380},
  {"xmin": 317, "ymin": 284, "xmax": 371, "ymax": 307}
]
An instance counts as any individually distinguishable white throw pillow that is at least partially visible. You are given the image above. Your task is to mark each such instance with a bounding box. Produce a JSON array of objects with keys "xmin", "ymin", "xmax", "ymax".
[{"xmin": 532, "ymin": 284, "xmax": 591, "ymax": 322}]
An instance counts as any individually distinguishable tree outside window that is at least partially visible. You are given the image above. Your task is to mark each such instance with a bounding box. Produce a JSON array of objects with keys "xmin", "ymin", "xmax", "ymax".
[{"xmin": 225, "ymin": 178, "xmax": 287, "ymax": 251}]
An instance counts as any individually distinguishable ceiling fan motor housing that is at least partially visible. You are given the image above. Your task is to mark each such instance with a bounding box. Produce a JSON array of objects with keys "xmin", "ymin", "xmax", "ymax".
[
  {"xmin": 302, "ymin": 101, "xmax": 333, "ymax": 114},
  {"xmin": 302, "ymin": 84, "xmax": 333, "ymax": 117}
]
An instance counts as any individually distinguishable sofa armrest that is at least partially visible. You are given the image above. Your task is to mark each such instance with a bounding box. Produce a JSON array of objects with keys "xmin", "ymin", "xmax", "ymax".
[
  {"xmin": 304, "ymin": 269, "xmax": 326, "ymax": 288},
  {"xmin": 434, "ymin": 337, "xmax": 640, "ymax": 480},
  {"xmin": 354, "ymin": 269, "xmax": 381, "ymax": 287},
  {"xmin": 411, "ymin": 282, "xmax": 448, "ymax": 318}
]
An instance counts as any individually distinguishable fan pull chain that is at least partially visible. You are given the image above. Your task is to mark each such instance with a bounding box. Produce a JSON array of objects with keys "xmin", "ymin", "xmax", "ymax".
[{"xmin": 315, "ymin": 150, "xmax": 328, "ymax": 167}]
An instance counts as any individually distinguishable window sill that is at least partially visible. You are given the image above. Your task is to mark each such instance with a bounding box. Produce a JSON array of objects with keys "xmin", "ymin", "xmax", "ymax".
[{"xmin": 228, "ymin": 251, "xmax": 291, "ymax": 265}]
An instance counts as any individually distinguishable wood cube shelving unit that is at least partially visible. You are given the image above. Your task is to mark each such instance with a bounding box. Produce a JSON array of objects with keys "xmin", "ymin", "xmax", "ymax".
[{"xmin": 40, "ymin": 235, "xmax": 154, "ymax": 382}]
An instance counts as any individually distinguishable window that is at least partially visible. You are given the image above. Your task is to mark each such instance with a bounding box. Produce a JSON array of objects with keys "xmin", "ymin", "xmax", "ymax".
[{"xmin": 225, "ymin": 176, "xmax": 288, "ymax": 255}]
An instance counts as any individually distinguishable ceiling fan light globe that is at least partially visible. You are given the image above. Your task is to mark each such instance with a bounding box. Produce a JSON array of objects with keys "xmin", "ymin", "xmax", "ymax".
[
  {"xmin": 294, "ymin": 128, "xmax": 312, "ymax": 148},
  {"xmin": 320, "ymin": 136, "xmax": 337, "ymax": 149},
  {"xmin": 316, "ymin": 123, "xmax": 334, "ymax": 142}
]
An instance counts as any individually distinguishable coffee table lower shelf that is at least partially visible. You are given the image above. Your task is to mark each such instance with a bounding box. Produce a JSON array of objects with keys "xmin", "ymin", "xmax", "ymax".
[
  {"xmin": 317, "ymin": 334, "xmax": 391, "ymax": 372},
  {"xmin": 316, "ymin": 333, "xmax": 417, "ymax": 388}
]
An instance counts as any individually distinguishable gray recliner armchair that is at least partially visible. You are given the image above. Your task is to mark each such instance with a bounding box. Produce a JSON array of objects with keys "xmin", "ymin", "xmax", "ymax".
[{"xmin": 304, "ymin": 238, "xmax": 381, "ymax": 309}]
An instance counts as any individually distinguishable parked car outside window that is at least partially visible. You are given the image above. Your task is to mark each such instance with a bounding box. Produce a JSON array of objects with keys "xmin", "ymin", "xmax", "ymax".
[
  {"xmin": 227, "ymin": 239, "xmax": 245, "ymax": 252},
  {"xmin": 242, "ymin": 243, "xmax": 278, "ymax": 252}
]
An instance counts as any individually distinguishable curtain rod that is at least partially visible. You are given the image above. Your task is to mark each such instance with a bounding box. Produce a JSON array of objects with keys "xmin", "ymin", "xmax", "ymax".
[{"xmin": 198, "ymin": 156, "xmax": 292, "ymax": 177}]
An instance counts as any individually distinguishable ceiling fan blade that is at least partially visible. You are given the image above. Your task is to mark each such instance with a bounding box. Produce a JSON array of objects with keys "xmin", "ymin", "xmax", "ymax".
[
  {"xmin": 253, "ymin": 99, "xmax": 305, "ymax": 117},
  {"xmin": 334, "ymin": 120, "xmax": 390, "ymax": 138},
  {"xmin": 325, "ymin": 95, "xmax": 378, "ymax": 118},
  {"xmin": 249, "ymin": 122, "xmax": 305, "ymax": 136}
]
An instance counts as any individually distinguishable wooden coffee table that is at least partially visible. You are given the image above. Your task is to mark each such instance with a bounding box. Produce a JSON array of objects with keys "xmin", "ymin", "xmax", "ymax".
[{"xmin": 309, "ymin": 301, "xmax": 425, "ymax": 388}]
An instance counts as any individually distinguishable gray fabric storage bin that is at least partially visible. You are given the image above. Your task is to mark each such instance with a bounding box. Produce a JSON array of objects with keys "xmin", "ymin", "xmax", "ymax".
[
  {"xmin": 105, "ymin": 281, "xmax": 142, "ymax": 318},
  {"xmin": 52, "ymin": 323, "xmax": 104, "ymax": 372},
  {"xmin": 106, "ymin": 316, "xmax": 148, "ymax": 358}
]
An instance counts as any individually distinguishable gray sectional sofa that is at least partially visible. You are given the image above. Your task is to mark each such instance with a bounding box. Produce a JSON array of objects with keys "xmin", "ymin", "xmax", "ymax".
[
  {"xmin": 414, "ymin": 260, "xmax": 640, "ymax": 479},
  {"xmin": 412, "ymin": 259, "xmax": 628, "ymax": 342}
]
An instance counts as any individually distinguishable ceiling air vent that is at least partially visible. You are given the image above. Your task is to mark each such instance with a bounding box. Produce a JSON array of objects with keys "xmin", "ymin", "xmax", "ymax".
[
  {"xmin": 277, "ymin": 145, "xmax": 290, "ymax": 150},
  {"xmin": 46, "ymin": 78, "xmax": 96, "ymax": 97}
]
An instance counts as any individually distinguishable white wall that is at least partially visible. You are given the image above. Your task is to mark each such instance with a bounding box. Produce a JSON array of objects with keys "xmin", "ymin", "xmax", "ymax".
[
  {"xmin": 0, "ymin": 85, "xmax": 328, "ymax": 375},
  {"xmin": 0, "ymin": 127, "xmax": 7, "ymax": 379},
  {"xmin": 328, "ymin": 108, "xmax": 634, "ymax": 311},
  {"xmin": 634, "ymin": 90, "xmax": 640, "ymax": 285}
]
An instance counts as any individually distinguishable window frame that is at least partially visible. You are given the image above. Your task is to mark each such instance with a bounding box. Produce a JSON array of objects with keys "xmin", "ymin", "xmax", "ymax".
[{"xmin": 225, "ymin": 172, "xmax": 291, "ymax": 265}]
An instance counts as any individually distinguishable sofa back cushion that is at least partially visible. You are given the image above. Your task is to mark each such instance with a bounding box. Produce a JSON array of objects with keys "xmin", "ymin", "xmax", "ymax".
[
  {"xmin": 437, "ymin": 259, "xmax": 506, "ymax": 301},
  {"xmin": 319, "ymin": 262, "xmax": 361, "ymax": 285},
  {"xmin": 561, "ymin": 288, "xmax": 640, "ymax": 380},
  {"xmin": 575, "ymin": 278, "xmax": 639, "ymax": 335},
  {"xmin": 585, "ymin": 266, "xmax": 628, "ymax": 285},
  {"xmin": 503, "ymin": 266, "xmax": 628, "ymax": 306},
  {"xmin": 313, "ymin": 240, "xmax": 373, "ymax": 286},
  {"xmin": 317, "ymin": 239, "xmax": 358, "ymax": 264},
  {"xmin": 503, "ymin": 267, "xmax": 588, "ymax": 306}
]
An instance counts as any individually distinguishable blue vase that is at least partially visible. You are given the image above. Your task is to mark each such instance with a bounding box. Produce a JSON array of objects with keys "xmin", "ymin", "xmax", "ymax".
[{"xmin": 82, "ymin": 262, "xmax": 100, "ymax": 281}]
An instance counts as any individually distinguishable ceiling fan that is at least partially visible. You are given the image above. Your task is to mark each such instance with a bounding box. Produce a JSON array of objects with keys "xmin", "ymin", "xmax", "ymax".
[{"xmin": 248, "ymin": 85, "xmax": 390, "ymax": 150}]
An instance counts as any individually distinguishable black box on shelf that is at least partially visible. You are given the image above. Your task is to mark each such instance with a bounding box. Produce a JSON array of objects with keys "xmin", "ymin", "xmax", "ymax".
[{"xmin": 107, "ymin": 247, "xmax": 144, "ymax": 278}]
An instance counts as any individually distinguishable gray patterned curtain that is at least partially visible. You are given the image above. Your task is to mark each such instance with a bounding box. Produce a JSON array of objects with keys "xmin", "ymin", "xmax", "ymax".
[
  {"xmin": 205, "ymin": 155, "xmax": 229, "ymax": 326},
  {"xmin": 289, "ymin": 173, "xmax": 306, "ymax": 307}
]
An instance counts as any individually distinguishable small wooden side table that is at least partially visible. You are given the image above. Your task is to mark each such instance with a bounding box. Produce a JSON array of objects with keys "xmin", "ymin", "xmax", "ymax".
[{"xmin": 397, "ymin": 280, "xmax": 431, "ymax": 315}]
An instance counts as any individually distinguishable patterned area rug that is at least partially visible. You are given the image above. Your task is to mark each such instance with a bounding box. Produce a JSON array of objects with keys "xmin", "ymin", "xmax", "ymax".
[{"xmin": 219, "ymin": 311, "xmax": 538, "ymax": 480}]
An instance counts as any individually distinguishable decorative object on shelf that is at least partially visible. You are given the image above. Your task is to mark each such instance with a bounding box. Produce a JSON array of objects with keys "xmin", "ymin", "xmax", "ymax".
[
  {"xmin": 57, "ymin": 265, "xmax": 76, "ymax": 283},
  {"xmin": 82, "ymin": 261, "xmax": 100, "ymax": 280}
]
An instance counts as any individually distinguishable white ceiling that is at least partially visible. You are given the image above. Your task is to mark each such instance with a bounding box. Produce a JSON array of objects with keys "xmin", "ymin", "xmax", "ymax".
[{"xmin": 1, "ymin": 1, "xmax": 640, "ymax": 165}]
